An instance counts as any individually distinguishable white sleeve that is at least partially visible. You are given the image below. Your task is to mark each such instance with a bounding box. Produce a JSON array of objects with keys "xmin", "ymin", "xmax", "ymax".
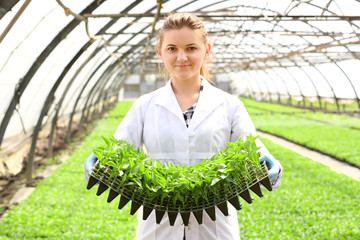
[
  {"xmin": 230, "ymin": 99, "xmax": 283, "ymax": 189},
  {"xmin": 113, "ymin": 99, "xmax": 144, "ymax": 148}
]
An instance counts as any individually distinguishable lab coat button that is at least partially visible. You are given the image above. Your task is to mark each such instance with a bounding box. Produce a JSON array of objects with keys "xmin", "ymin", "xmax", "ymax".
[
  {"xmin": 189, "ymin": 131, "xmax": 195, "ymax": 137},
  {"xmin": 189, "ymin": 143, "xmax": 195, "ymax": 149}
]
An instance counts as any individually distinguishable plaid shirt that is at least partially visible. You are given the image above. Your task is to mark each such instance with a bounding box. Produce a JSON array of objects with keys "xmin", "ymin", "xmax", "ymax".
[{"xmin": 182, "ymin": 82, "xmax": 204, "ymax": 128}]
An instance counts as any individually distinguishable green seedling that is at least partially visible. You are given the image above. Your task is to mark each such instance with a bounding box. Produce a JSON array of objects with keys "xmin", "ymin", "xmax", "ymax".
[{"xmin": 90, "ymin": 134, "xmax": 268, "ymax": 210}]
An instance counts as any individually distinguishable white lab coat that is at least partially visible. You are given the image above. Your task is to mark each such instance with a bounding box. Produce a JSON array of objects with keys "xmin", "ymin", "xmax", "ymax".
[{"xmin": 114, "ymin": 79, "xmax": 277, "ymax": 240}]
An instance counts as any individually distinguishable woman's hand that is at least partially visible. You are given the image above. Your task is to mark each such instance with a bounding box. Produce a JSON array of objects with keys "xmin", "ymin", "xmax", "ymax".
[
  {"xmin": 84, "ymin": 152, "xmax": 98, "ymax": 181},
  {"xmin": 259, "ymin": 154, "xmax": 281, "ymax": 184}
]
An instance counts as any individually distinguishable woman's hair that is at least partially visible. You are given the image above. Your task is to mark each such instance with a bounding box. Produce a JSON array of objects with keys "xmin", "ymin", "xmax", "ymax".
[{"xmin": 157, "ymin": 12, "xmax": 212, "ymax": 82}]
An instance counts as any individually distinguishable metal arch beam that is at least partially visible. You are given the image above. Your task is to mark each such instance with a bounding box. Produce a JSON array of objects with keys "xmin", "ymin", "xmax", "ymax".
[
  {"xmin": 0, "ymin": 0, "xmax": 106, "ymax": 147},
  {"xmin": 46, "ymin": 0, "xmax": 143, "ymax": 152},
  {"xmin": 84, "ymin": 44, "xmax": 145, "ymax": 119},
  {"xmin": 65, "ymin": 0, "xmax": 150, "ymax": 141},
  {"xmin": 96, "ymin": 67, "xmax": 127, "ymax": 112},
  {"xmin": 46, "ymin": 47, "xmax": 99, "ymax": 157},
  {"xmin": 0, "ymin": 0, "xmax": 31, "ymax": 43},
  {"xmin": 83, "ymin": 54, "xmax": 143, "ymax": 128},
  {"xmin": 74, "ymin": 44, "xmax": 144, "ymax": 136},
  {"xmin": 0, "ymin": 0, "xmax": 20, "ymax": 20},
  {"xmin": 17, "ymin": 0, "xmax": 107, "ymax": 179},
  {"xmin": 82, "ymin": 60, "xmax": 121, "ymax": 125},
  {"xmin": 0, "ymin": 0, "xmax": 106, "ymax": 148}
]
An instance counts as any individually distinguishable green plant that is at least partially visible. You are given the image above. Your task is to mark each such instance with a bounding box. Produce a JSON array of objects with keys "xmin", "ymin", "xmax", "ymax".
[{"xmin": 88, "ymin": 134, "xmax": 270, "ymax": 221}]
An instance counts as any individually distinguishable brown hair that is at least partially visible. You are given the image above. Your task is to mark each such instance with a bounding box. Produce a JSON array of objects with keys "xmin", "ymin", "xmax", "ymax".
[{"xmin": 157, "ymin": 12, "xmax": 212, "ymax": 82}]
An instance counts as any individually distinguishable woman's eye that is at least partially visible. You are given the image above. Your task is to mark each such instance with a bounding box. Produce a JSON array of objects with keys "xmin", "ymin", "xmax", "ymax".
[
  {"xmin": 168, "ymin": 47, "xmax": 175, "ymax": 51},
  {"xmin": 188, "ymin": 47, "xmax": 197, "ymax": 50}
]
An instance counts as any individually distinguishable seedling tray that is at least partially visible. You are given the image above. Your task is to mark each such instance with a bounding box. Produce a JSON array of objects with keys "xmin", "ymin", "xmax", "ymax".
[{"xmin": 87, "ymin": 161, "xmax": 272, "ymax": 226}]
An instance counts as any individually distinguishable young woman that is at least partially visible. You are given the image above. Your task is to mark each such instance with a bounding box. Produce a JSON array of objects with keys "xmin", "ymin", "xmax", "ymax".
[{"xmin": 85, "ymin": 12, "xmax": 282, "ymax": 240}]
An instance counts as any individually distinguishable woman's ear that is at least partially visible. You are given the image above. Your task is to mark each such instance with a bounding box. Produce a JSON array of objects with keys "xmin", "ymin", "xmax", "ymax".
[
  {"xmin": 157, "ymin": 45, "xmax": 163, "ymax": 60},
  {"xmin": 205, "ymin": 43, "xmax": 211, "ymax": 60}
]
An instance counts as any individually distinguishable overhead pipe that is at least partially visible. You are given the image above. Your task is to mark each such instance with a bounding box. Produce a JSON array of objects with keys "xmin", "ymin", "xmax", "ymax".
[
  {"xmin": 20, "ymin": 1, "xmax": 107, "ymax": 181},
  {"xmin": 0, "ymin": 0, "xmax": 31, "ymax": 44}
]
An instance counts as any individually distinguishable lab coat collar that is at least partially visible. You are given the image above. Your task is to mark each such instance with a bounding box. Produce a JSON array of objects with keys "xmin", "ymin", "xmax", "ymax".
[{"xmin": 154, "ymin": 78, "xmax": 225, "ymax": 130}]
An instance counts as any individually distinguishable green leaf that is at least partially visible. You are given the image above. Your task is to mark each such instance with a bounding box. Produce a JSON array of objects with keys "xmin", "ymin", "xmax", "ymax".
[
  {"xmin": 101, "ymin": 136, "xmax": 111, "ymax": 146},
  {"xmin": 211, "ymin": 178, "xmax": 221, "ymax": 186}
]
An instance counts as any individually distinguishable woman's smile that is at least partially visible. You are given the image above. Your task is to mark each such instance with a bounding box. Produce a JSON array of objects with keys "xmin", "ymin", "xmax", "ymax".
[{"xmin": 175, "ymin": 64, "xmax": 191, "ymax": 68}]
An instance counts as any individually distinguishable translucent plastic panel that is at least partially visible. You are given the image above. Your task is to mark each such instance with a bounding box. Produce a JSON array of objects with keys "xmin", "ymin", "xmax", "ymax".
[
  {"xmin": 0, "ymin": 2, "xmax": 93, "ymax": 139},
  {"xmin": 302, "ymin": 36, "xmax": 335, "ymax": 45},
  {"xmin": 92, "ymin": 0, "xmax": 136, "ymax": 15},
  {"xmin": 247, "ymin": 71, "xmax": 268, "ymax": 93},
  {"xmin": 251, "ymin": 20, "xmax": 278, "ymax": 32},
  {"xmin": 308, "ymin": 21, "xmax": 354, "ymax": 34},
  {"xmin": 110, "ymin": 33, "xmax": 134, "ymax": 45},
  {"xmin": 286, "ymin": 2, "xmax": 323, "ymax": 15},
  {"xmin": 279, "ymin": 21, "xmax": 315, "ymax": 32},
  {"xmin": 333, "ymin": 0, "xmax": 360, "ymax": 15},
  {"xmin": 180, "ymin": 0, "xmax": 220, "ymax": 12},
  {"xmin": 265, "ymin": 0, "xmax": 293, "ymax": 14},
  {"xmin": 161, "ymin": 0, "xmax": 194, "ymax": 12},
  {"xmin": 105, "ymin": 17, "xmax": 135, "ymax": 34},
  {"xmin": 256, "ymin": 70, "xmax": 279, "ymax": 94},
  {"xmin": 264, "ymin": 69, "xmax": 290, "ymax": 95},
  {"xmin": 54, "ymin": 43, "xmax": 102, "ymax": 116},
  {"xmin": 273, "ymin": 68, "xmax": 302, "ymax": 96},
  {"xmin": 127, "ymin": 34, "xmax": 148, "ymax": 45},
  {"xmin": 63, "ymin": 53, "xmax": 115, "ymax": 116},
  {"xmin": 315, "ymin": 63, "xmax": 356, "ymax": 99},
  {"xmin": 233, "ymin": 71, "xmax": 260, "ymax": 95},
  {"xmin": 123, "ymin": 22, "xmax": 149, "ymax": 34},
  {"xmin": 62, "ymin": 50, "xmax": 114, "ymax": 113},
  {"xmin": 287, "ymin": 67, "xmax": 319, "ymax": 97},
  {"xmin": 301, "ymin": 66, "xmax": 334, "ymax": 98},
  {"xmin": 269, "ymin": 34, "xmax": 307, "ymax": 46},
  {"xmin": 336, "ymin": 60, "xmax": 360, "ymax": 98},
  {"xmin": 127, "ymin": 0, "xmax": 157, "ymax": 13},
  {"xmin": 4, "ymin": 32, "xmax": 92, "ymax": 138}
]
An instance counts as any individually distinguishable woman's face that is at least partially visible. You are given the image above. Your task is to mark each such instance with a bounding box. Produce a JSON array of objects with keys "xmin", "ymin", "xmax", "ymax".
[{"xmin": 158, "ymin": 27, "xmax": 210, "ymax": 82}]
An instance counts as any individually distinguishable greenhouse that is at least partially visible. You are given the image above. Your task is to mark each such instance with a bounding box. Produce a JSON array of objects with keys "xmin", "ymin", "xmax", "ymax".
[{"xmin": 0, "ymin": 0, "xmax": 359, "ymax": 239}]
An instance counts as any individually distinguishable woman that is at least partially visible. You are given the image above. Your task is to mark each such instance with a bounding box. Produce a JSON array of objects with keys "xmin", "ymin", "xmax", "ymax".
[{"xmin": 85, "ymin": 12, "xmax": 282, "ymax": 240}]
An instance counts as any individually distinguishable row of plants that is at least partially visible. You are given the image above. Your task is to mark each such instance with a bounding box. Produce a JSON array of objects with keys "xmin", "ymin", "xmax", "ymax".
[
  {"xmin": 1, "ymin": 100, "xmax": 359, "ymax": 239},
  {"xmin": 298, "ymin": 112, "xmax": 360, "ymax": 129},
  {"xmin": 242, "ymin": 98, "xmax": 360, "ymax": 168},
  {"xmin": 0, "ymin": 101, "xmax": 137, "ymax": 240},
  {"xmin": 240, "ymin": 97, "xmax": 308, "ymax": 113},
  {"xmin": 243, "ymin": 97, "xmax": 360, "ymax": 129},
  {"xmin": 238, "ymin": 138, "xmax": 360, "ymax": 239}
]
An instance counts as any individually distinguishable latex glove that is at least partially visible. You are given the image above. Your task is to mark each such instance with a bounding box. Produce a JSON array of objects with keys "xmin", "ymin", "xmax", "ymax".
[
  {"xmin": 259, "ymin": 154, "xmax": 281, "ymax": 184},
  {"xmin": 84, "ymin": 152, "xmax": 98, "ymax": 182}
]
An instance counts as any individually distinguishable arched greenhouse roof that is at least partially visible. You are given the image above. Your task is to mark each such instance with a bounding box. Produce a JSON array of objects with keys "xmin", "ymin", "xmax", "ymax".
[{"xmin": 0, "ymin": 0, "xmax": 360, "ymax": 177}]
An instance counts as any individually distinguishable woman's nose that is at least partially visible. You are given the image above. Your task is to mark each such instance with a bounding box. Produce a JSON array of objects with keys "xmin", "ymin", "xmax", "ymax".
[{"xmin": 177, "ymin": 50, "xmax": 188, "ymax": 62}]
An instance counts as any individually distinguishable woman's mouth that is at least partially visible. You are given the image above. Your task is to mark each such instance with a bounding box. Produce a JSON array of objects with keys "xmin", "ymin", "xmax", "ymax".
[{"xmin": 175, "ymin": 64, "xmax": 191, "ymax": 68}]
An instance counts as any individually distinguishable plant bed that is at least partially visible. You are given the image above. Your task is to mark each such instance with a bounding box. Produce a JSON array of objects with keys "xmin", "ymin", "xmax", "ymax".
[{"xmin": 86, "ymin": 135, "xmax": 273, "ymax": 226}]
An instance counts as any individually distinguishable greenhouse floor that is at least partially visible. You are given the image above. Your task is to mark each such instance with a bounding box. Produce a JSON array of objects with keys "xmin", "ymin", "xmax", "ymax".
[
  {"xmin": 2, "ymin": 129, "xmax": 359, "ymax": 220},
  {"xmin": 1, "ymin": 101, "xmax": 359, "ymax": 239}
]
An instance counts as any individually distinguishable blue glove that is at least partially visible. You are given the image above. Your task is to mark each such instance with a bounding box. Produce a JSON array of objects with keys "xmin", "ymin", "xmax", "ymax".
[
  {"xmin": 259, "ymin": 154, "xmax": 281, "ymax": 184},
  {"xmin": 84, "ymin": 152, "xmax": 98, "ymax": 182}
]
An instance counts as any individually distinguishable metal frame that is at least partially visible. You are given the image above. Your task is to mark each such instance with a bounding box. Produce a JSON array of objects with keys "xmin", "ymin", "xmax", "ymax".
[{"xmin": 0, "ymin": 0, "xmax": 360, "ymax": 180}]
